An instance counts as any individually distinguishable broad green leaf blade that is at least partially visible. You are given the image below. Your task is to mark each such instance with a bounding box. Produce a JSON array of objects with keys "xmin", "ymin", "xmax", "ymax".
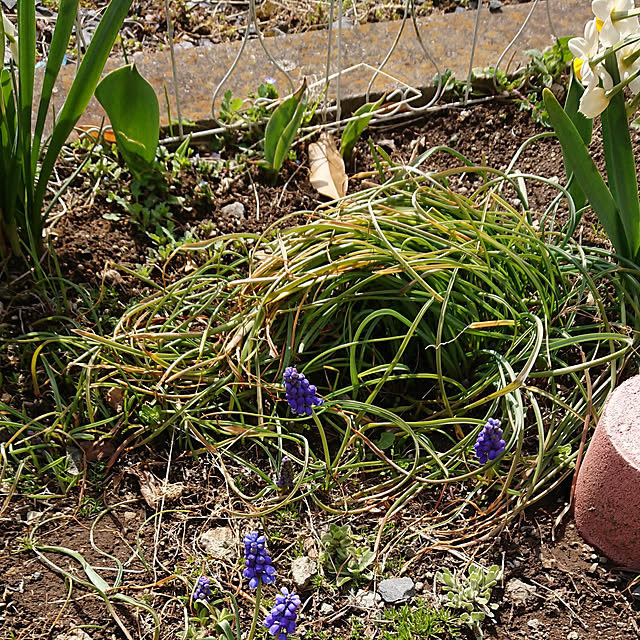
[
  {"xmin": 32, "ymin": 0, "xmax": 79, "ymax": 161},
  {"xmin": 17, "ymin": 0, "xmax": 35, "ymax": 141},
  {"xmin": 0, "ymin": 10, "xmax": 5, "ymax": 71},
  {"xmin": 96, "ymin": 63, "xmax": 159, "ymax": 175},
  {"xmin": 264, "ymin": 79, "xmax": 307, "ymax": 173},
  {"xmin": 543, "ymin": 88, "xmax": 629, "ymax": 258},
  {"xmin": 600, "ymin": 57, "xmax": 640, "ymax": 258},
  {"xmin": 561, "ymin": 71, "xmax": 592, "ymax": 211},
  {"xmin": 17, "ymin": 0, "xmax": 36, "ymax": 225},
  {"xmin": 34, "ymin": 0, "xmax": 133, "ymax": 225},
  {"xmin": 340, "ymin": 95, "xmax": 384, "ymax": 161},
  {"xmin": 0, "ymin": 68, "xmax": 21, "ymax": 254}
]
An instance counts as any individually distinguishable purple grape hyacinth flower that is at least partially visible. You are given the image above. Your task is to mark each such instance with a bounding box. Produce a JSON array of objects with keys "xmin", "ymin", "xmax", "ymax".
[
  {"xmin": 192, "ymin": 575, "xmax": 212, "ymax": 603},
  {"xmin": 474, "ymin": 418, "xmax": 506, "ymax": 464},
  {"xmin": 283, "ymin": 367, "xmax": 323, "ymax": 416},
  {"xmin": 276, "ymin": 456, "xmax": 294, "ymax": 490},
  {"xmin": 243, "ymin": 531, "xmax": 276, "ymax": 589},
  {"xmin": 263, "ymin": 587, "xmax": 301, "ymax": 640}
]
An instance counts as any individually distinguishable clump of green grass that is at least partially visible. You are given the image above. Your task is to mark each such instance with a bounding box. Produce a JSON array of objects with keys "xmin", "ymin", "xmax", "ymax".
[
  {"xmin": 15, "ymin": 153, "xmax": 634, "ymax": 542},
  {"xmin": 381, "ymin": 598, "xmax": 461, "ymax": 639}
]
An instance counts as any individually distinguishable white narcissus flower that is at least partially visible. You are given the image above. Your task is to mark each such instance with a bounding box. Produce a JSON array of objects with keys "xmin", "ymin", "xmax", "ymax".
[
  {"xmin": 579, "ymin": 83, "xmax": 611, "ymax": 118},
  {"xmin": 2, "ymin": 12, "xmax": 18, "ymax": 62},
  {"xmin": 592, "ymin": 0, "xmax": 638, "ymax": 47},
  {"xmin": 569, "ymin": 19, "xmax": 613, "ymax": 90},
  {"xmin": 569, "ymin": 19, "xmax": 601, "ymax": 85},
  {"xmin": 618, "ymin": 43, "xmax": 640, "ymax": 94}
]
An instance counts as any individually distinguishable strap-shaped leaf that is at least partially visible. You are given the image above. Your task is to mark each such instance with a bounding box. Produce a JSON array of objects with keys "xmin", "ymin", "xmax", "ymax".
[
  {"xmin": 600, "ymin": 57, "xmax": 640, "ymax": 258},
  {"xmin": 340, "ymin": 95, "xmax": 384, "ymax": 161},
  {"xmin": 561, "ymin": 71, "xmax": 592, "ymax": 212},
  {"xmin": 263, "ymin": 79, "xmax": 307, "ymax": 173},
  {"xmin": 17, "ymin": 0, "xmax": 35, "ymax": 214},
  {"xmin": 543, "ymin": 88, "xmax": 629, "ymax": 258},
  {"xmin": 32, "ymin": 0, "xmax": 80, "ymax": 162},
  {"xmin": 96, "ymin": 63, "xmax": 159, "ymax": 176},
  {"xmin": 34, "ymin": 0, "xmax": 133, "ymax": 226}
]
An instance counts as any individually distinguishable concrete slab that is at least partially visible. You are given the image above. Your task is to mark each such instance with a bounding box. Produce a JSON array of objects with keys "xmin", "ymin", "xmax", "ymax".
[
  {"xmin": 35, "ymin": 0, "xmax": 591, "ymax": 133},
  {"xmin": 574, "ymin": 375, "xmax": 640, "ymax": 570}
]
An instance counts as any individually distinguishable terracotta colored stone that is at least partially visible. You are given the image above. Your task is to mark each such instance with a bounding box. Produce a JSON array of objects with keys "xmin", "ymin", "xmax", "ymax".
[
  {"xmin": 574, "ymin": 374, "xmax": 640, "ymax": 569},
  {"xmin": 34, "ymin": 0, "xmax": 591, "ymax": 135}
]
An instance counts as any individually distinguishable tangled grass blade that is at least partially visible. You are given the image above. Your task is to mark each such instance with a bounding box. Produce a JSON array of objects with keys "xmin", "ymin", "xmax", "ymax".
[{"xmin": 43, "ymin": 167, "xmax": 632, "ymax": 544}]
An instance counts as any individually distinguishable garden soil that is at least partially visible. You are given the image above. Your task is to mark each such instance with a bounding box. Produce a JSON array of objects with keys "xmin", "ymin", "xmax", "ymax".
[{"xmin": 1, "ymin": 100, "xmax": 639, "ymax": 639}]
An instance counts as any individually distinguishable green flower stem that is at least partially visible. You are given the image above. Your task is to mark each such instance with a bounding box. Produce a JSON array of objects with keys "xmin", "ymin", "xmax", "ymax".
[
  {"xmin": 312, "ymin": 411, "xmax": 333, "ymax": 487},
  {"xmin": 590, "ymin": 33, "xmax": 640, "ymax": 66},
  {"xmin": 612, "ymin": 8, "xmax": 640, "ymax": 21},
  {"xmin": 246, "ymin": 580, "xmax": 262, "ymax": 640}
]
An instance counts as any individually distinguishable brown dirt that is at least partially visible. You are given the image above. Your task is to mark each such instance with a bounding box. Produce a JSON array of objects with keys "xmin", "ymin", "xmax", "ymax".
[{"xmin": 1, "ymin": 99, "xmax": 639, "ymax": 639}]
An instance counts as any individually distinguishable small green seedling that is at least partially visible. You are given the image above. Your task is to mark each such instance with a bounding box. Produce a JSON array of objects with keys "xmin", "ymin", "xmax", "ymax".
[
  {"xmin": 437, "ymin": 563, "xmax": 502, "ymax": 639},
  {"xmin": 320, "ymin": 524, "xmax": 375, "ymax": 587},
  {"xmin": 260, "ymin": 80, "xmax": 307, "ymax": 176},
  {"xmin": 340, "ymin": 95, "xmax": 385, "ymax": 162}
]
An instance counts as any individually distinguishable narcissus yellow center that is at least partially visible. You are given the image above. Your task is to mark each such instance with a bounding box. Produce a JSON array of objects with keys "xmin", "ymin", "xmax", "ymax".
[{"xmin": 574, "ymin": 57, "xmax": 585, "ymax": 81}]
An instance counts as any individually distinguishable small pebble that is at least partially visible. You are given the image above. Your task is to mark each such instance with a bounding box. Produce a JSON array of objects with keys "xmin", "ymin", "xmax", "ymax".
[{"xmin": 567, "ymin": 632, "xmax": 579, "ymax": 640}]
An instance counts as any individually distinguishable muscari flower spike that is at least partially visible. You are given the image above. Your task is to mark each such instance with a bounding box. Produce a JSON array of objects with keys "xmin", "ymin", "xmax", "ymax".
[
  {"xmin": 474, "ymin": 418, "xmax": 506, "ymax": 465},
  {"xmin": 192, "ymin": 575, "xmax": 212, "ymax": 603},
  {"xmin": 283, "ymin": 367, "xmax": 323, "ymax": 416},
  {"xmin": 276, "ymin": 456, "xmax": 295, "ymax": 490},
  {"xmin": 263, "ymin": 587, "xmax": 301, "ymax": 640},
  {"xmin": 243, "ymin": 531, "xmax": 276, "ymax": 589}
]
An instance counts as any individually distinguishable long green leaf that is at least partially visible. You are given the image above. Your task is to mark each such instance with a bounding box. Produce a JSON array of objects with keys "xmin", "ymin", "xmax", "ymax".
[
  {"xmin": 34, "ymin": 0, "xmax": 133, "ymax": 229},
  {"xmin": 0, "ymin": 68, "xmax": 21, "ymax": 254},
  {"xmin": 543, "ymin": 88, "xmax": 629, "ymax": 257},
  {"xmin": 263, "ymin": 79, "xmax": 307, "ymax": 173},
  {"xmin": 0, "ymin": 10, "xmax": 5, "ymax": 72},
  {"xmin": 17, "ymin": 0, "xmax": 36, "ymax": 235},
  {"xmin": 340, "ymin": 95, "xmax": 384, "ymax": 161},
  {"xmin": 561, "ymin": 71, "xmax": 592, "ymax": 212},
  {"xmin": 32, "ymin": 0, "xmax": 80, "ymax": 163},
  {"xmin": 95, "ymin": 63, "xmax": 159, "ymax": 176},
  {"xmin": 600, "ymin": 56, "xmax": 640, "ymax": 258}
]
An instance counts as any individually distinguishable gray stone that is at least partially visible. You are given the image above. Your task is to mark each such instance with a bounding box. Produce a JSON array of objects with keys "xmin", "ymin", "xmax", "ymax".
[
  {"xmin": 505, "ymin": 578, "xmax": 538, "ymax": 607},
  {"xmin": 319, "ymin": 602, "xmax": 334, "ymax": 615},
  {"xmin": 353, "ymin": 589, "xmax": 380, "ymax": 609},
  {"xmin": 291, "ymin": 556, "xmax": 317, "ymax": 589},
  {"xmin": 567, "ymin": 632, "xmax": 579, "ymax": 640},
  {"xmin": 200, "ymin": 526, "xmax": 235, "ymax": 558},
  {"xmin": 55, "ymin": 629, "xmax": 93, "ymax": 640},
  {"xmin": 221, "ymin": 202, "xmax": 246, "ymax": 219},
  {"xmin": 378, "ymin": 577, "xmax": 415, "ymax": 604},
  {"xmin": 489, "ymin": 0, "xmax": 503, "ymax": 12}
]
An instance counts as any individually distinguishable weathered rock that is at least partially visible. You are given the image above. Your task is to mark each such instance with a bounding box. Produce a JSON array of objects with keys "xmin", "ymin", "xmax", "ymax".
[
  {"xmin": 377, "ymin": 577, "xmax": 415, "ymax": 604},
  {"xmin": 221, "ymin": 202, "xmax": 245, "ymax": 219},
  {"xmin": 291, "ymin": 555, "xmax": 317, "ymax": 589},
  {"xmin": 574, "ymin": 374, "xmax": 640, "ymax": 569},
  {"xmin": 353, "ymin": 589, "xmax": 380, "ymax": 609},
  {"xmin": 504, "ymin": 578, "xmax": 537, "ymax": 607},
  {"xmin": 319, "ymin": 602, "xmax": 334, "ymax": 615},
  {"xmin": 55, "ymin": 629, "xmax": 93, "ymax": 640},
  {"xmin": 200, "ymin": 526, "xmax": 235, "ymax": 557}
]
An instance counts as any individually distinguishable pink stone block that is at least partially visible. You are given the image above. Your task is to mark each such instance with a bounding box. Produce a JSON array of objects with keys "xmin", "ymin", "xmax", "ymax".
[{"xmin": 574, "ymin": 374, "xmax": 640, "ymax": 569}]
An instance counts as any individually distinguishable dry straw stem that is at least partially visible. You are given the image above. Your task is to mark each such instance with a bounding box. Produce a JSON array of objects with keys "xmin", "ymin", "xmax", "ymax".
[{"xmin": 33, "ymin": 154, "xmax": 635, "ymax": 545}]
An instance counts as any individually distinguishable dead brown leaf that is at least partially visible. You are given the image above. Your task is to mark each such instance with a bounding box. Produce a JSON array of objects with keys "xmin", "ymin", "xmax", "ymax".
[
  {"xmin": 131, "ymin": 468, "xmax": 185, "ymax": 508},
  {"xmin": 308, "ymin": 132, "xmax": 348, "ymax": 200}
]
